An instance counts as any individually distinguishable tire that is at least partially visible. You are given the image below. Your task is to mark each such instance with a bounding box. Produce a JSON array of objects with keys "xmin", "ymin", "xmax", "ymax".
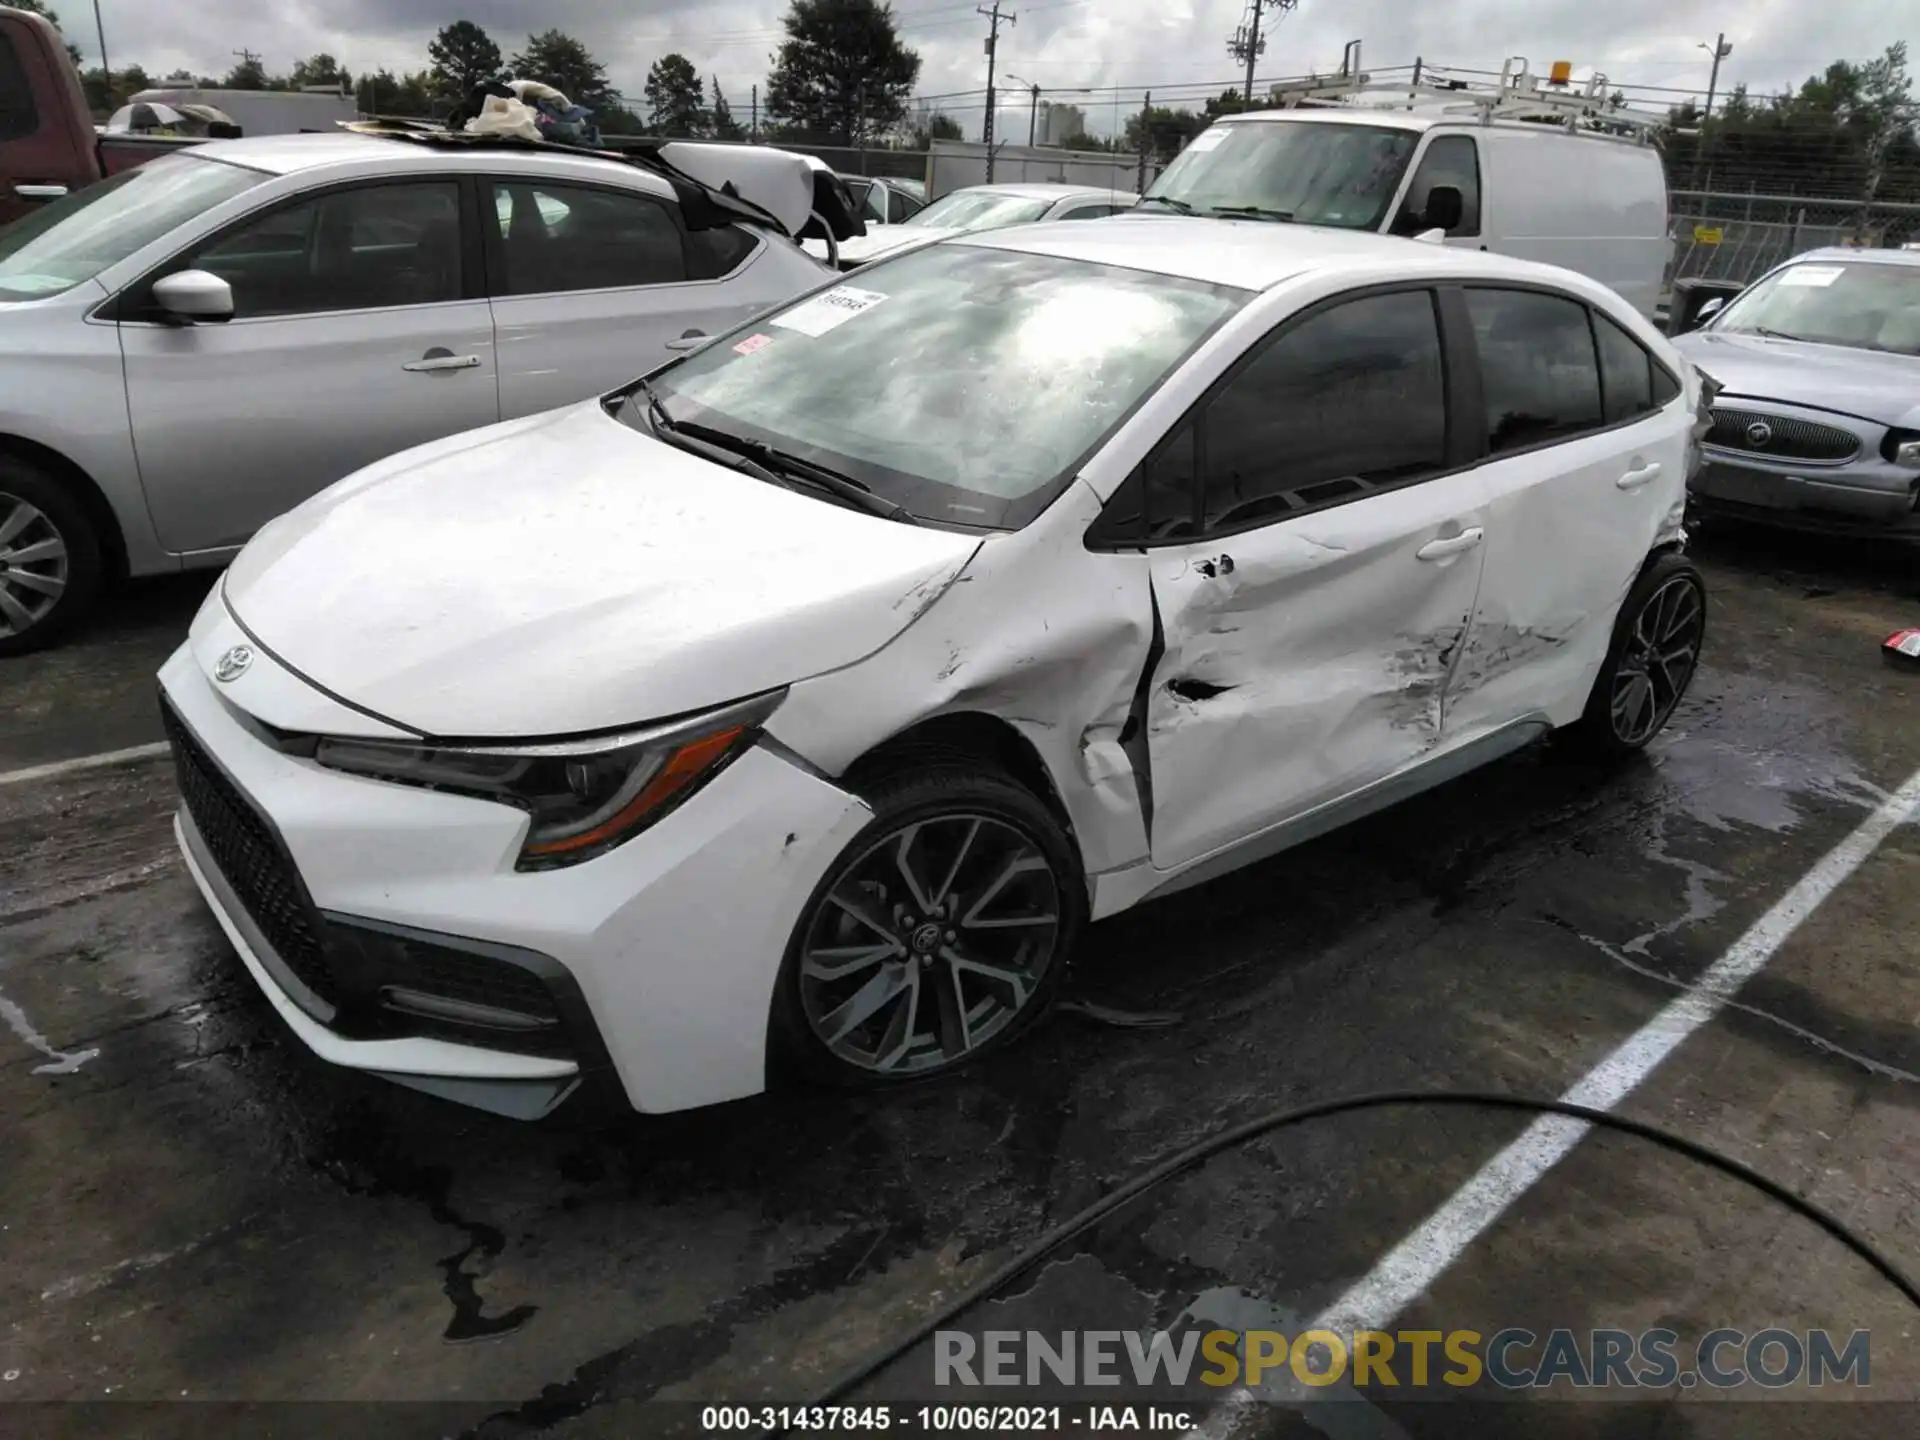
[
  {"xmin": 769, "ymin": 762, "xmax": 1086, "ymax": 1089},
  {"xmin": 1566, "ymin": 551, "xmax": 1708, "ymax": 758},
  {"xmin": 0, "ymin": 457, "xmax": 104, "ymax": 657}
]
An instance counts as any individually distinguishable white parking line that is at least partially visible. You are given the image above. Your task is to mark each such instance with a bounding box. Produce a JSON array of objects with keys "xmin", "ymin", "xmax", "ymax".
[
  {"xmin": 1189, "ymin": 763, "xmax": 1920, "ymax": 1436},
  {"xmin": 0, "ymin": 742, "xmax": 170, "ymax": 789}
]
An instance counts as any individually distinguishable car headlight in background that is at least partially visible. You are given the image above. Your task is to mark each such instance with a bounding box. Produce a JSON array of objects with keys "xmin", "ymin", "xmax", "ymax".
[
  {"xmin": 315, "ymin": 690, "xmax": 785, "ymax": 870},
  {"xmin": 1882, "ymin": 430, "xmax": 1920, "ymax": 470}
]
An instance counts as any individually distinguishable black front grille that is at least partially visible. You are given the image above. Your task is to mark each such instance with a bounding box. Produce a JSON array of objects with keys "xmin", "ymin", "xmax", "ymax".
[
  {"xmin": 163, "ymin": 701, "xmax": 338, "ymax": 1006},
  {"xmin": 1707, "ymin": 407, "xmax": 1861, "ymax": 463}
]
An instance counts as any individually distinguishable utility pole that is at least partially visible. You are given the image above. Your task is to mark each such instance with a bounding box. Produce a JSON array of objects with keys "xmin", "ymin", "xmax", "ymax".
[
  {"xmin": 751, "ymin": 83, "xmax": 758, "ymax": 143},
  {"xmin": 978, "ymin": 1, "xmax": 1014, "ymax": 181},
  {"xmin": 91, "ymin": 0, "xmax": 110, "ymax": 86},
  {"xmin": 1029, "ymin": 83, "xmax": 1040, "ymax": 146},
  {"xmin": 1228, "ymin": 0, "xmax": 1297, "ymax": 106},
  {"xmin": 1694, "ymin": 33, "xmax": 1733, "ymax": 192},
  {"xmin": 1136, "ymin": 90, "xmax": 1151, "ymax": 192}
]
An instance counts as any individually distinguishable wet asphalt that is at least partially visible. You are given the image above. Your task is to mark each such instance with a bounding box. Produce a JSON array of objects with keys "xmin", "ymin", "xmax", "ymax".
[{"xmin": 1, "ymin": 524, "xmax": 1918, "ymax": 1437}]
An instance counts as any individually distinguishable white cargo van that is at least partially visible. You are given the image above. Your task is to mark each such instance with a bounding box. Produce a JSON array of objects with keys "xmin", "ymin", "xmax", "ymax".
[{"xmin": 1138, "ymin": 62, "xmax": 1671, "ymax": 318}]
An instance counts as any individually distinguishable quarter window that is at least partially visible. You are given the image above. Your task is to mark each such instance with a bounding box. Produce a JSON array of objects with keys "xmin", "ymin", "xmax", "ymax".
[
  {"xmin": 886, "ymin": 188, "xmax": 920, "ymax": 224},
  {"xmin": 490, "ymin": 182, "xmax": 686, "ymax": 295},
  {"xmin": 1465, "ymin": 288, "xmax": 1603, "ymax": 452},
  {"xmin": 187, "ymin": 181, "xmax": 461, "ymax": 318}
]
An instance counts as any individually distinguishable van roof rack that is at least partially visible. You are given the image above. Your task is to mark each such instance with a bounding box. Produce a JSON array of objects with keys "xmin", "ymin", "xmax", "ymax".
[{"xmin": 1265, "ymin": 55, "xmax": 1664, "ymax": 143}]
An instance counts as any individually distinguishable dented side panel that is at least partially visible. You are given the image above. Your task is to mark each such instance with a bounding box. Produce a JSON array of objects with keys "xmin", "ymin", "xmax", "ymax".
[
  {"xmin": 1446, "ymin": 406, "xmax": 1691, "ymax": 739},
  {"xmin": 1140, "ymin": 471, "xmax": 1493, "ymax": 872},
  {"xmin": 764, "ymin": 481, "xmax": 1158, "ymax": 881}
]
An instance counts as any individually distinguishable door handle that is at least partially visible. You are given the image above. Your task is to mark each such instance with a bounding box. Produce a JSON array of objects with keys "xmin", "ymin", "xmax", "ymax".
[
  {"xmin": 1617, "ymin": 461, "xmax": 1662, "ymax": 490},
  {"xmin": 401, "ymin": 353, "xmax": 482, "ymax": 373},
  {"xmin": 12, "ymin": 182, "xmax": 69, "ymax": 200},
  {"xmin": 1416, "ymin": 527, "xmax": 1485, "ymax": 562},
  {"xmin": 664, "ymin": 330, "xmax": 709, "ymax": 352}
]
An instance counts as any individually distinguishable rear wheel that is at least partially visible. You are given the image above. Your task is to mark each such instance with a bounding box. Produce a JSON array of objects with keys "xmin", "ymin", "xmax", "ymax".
[
  {"xmin": 0, "ymin": 459, "xmax": 104, "ymax": 656},
  {"xmin": 771, "ymin": 764, "xmax": 1083, "ymax": 1087},
  {"xmin": 1568, "ymin": 552, "xmax": 1708, "ymax": 756}
]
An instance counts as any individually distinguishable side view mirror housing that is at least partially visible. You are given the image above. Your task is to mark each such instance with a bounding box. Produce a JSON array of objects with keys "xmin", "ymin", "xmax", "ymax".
[
  {"xmin": 1423, "ymin": 184, "xmax": 1465, "ymax": 234},
  {"xmin": 152, "ymin": 269, "xmax": 234, "ymax": 325},
  {"xmin": 1693, "ymin": 296, "xmax": 1728, "ymax": 326}
]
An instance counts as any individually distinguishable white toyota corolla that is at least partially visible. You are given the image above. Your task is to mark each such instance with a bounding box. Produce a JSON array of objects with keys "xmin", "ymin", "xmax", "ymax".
[{"xmin": 160, "ymin": 218, "xmax": 1711, "ymax": 1120}]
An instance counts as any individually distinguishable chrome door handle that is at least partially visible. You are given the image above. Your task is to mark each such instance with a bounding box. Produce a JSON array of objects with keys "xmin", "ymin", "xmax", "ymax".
[
  {"xmin": 13, "ymin": 183, "xmax": 69, "ymax": 200},
  {"xmin": 1416, "ymin": 527, "xmax": 1485, "ymax": 561},
  {"xmin": 1617, "ymin": 462, "xmax": 1662, "ymax": 490},
  {"xmin": 401, "ymin": 354, "xmax": 482, "ymax": 373}
]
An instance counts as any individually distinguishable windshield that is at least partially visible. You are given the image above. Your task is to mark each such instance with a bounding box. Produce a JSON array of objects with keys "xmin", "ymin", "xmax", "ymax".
[
  {"xmin": 904, "ymin": 191, "xmax": 1053, "ymax": 231},
  {"xmin": 1145, "ymin": 119, "xmax": 1419, "ymax": 229},
  {"xmin": 638, "ymin": 242, "xmax": 1247, "ymax": 529},
  {"xmin": 0, "ymin": 154, "xmax": 266, "ymax": 302},
  {"xmin": 1710, "ymin": 260, "xmax": 1920, "ymax": 356}
]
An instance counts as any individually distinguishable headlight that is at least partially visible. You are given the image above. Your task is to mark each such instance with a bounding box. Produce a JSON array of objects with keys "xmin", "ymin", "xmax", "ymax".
[
  {"xmin": 1883, "ymin": 430, "xmax": 1920, "ymax": 469},
  {"xmin": 315, "ymin": 690, "xmax": 784, "ymax": 870}
]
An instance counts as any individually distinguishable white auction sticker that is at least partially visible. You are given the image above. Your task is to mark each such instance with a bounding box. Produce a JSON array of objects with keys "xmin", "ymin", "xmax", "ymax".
[
  {"xmin": 1186, "ymin": 126, "xmax": 1231, "ymax": 152},
  {"xmin": 1779, "ymin": 265, "xmax": 1844, "ymax": 288},
  {"xmin": 771, "ymin": 285, "xmax": 890, "ymax": 337}
]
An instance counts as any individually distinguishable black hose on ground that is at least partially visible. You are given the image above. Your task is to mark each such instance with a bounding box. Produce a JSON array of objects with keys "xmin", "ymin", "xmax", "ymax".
[{"xmin": 761, "ymin": 1089, "xmax": 1920, "ymax": 1435}]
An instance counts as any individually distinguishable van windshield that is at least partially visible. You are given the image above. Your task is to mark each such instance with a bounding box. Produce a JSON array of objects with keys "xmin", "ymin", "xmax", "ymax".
[
  {"xmin": 0, "ymin": 153, "xmax": 265, "ymax": 301},
  {"xmin": 1141, "ymin": 119, "xmax": 1418, "ymax": 230}
]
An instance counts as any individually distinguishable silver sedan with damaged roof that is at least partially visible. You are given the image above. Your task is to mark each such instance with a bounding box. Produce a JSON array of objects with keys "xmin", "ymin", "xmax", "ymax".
[{"xmin": 159, "ymin": 216, "xmax": 1712, "ymax": 1120}]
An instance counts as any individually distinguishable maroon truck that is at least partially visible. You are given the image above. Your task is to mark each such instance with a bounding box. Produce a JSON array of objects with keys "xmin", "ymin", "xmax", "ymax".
[{"xmin": 0, "ymin": 5, "xmax": 200, "ymax": 227}]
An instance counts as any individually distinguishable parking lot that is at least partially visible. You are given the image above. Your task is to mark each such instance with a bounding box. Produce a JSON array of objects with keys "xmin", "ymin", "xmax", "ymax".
[{"xmin": 2, "ymin": 524, "xmax": 1918, "ymax": 1435}]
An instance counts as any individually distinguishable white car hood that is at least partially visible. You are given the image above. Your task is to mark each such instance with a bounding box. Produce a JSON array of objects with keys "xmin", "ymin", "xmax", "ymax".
[
  {"xmin": 222, "ymin": 403, "xmax": 981, "ymax": 738},
  {"xmin": 807, "ymin": 226, "xmax": 961, "ymax": 266}
]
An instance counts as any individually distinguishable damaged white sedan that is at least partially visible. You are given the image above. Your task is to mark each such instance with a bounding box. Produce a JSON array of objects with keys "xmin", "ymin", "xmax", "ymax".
[{"xmin": 160, "ymin": 218, "xmax": 1708, "ymax": 1119}]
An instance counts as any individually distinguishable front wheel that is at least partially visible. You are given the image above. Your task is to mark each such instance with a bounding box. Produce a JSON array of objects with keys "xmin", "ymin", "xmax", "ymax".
[
  {"xmin": 771, "ymin": 764, "xmax": 1084, "ymax": 1087},
  {"xmin": 1568, "ymin": 552, "xmax": 1708, "ymax": 756},
  {"xmin": 0, "ymin": 459, "xmax": 104, "ymax": 657}
]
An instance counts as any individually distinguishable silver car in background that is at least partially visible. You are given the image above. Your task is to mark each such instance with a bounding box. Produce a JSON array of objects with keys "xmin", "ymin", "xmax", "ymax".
[
  {"xmin": 1674, "ymin": 247, "xmax": 1920, "ymax": 538},
  {"xmin": 807, "ymin": 182, "xmax": 1139, "ymax": 269},
  {"xmin": 0, "ymin": 132, "xmax": 835, "ymax": 652}
]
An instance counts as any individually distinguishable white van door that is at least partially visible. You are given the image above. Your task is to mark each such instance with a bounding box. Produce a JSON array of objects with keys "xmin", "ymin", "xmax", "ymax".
[{"xmin": 1385, "ymin": 133, "xmax": 1487, "ymax": 251}]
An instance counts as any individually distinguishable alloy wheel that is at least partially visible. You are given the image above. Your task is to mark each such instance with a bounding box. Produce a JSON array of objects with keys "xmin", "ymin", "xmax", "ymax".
[
  {"xmin": 0, "ymin": 492, "xmax": 69, "ymax": 640},
  {"xmin": 1610, "ymin": 573, "xmax": 1705, "ymax": 747},
  {"xmin": 798, "ymin": 813, "xmax": 1063, "ymax": 1076}
]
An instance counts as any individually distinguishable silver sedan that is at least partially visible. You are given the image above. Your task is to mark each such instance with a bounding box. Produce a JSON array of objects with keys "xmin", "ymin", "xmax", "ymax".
[{"xmin": 0, "ymin": 132, "xmax": 834, "ymax": 652}]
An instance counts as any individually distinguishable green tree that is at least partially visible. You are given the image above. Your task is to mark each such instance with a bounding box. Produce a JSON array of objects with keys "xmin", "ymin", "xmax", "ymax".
[
  {"xmin": 765, "ymin": 0, "xmax": 921, "ymax": 146},
  {"xmin": 509, "ymin": 29, "xmax": 615, "ymax": 111},
  {"xmin": 906, "ymin": 109, "xmax": 962, "ymax": 148},
  {"xmin": 356, "ymin": 68, "xmax": 436, "ymax": 118},
  {"xmin": 81, "ymin": 62, "xmax": 149, "ymax": 113},
  {"xmin": 711, "ymin": 78, "xmax": 744, "ymax": 140},
  {"xmin": 644, "ymin": 52, "xmax": 707, "ymax": 136},
  {"xmin": 290, "ymin": 54, "xmax": 347, "ymax": 90},
  {"xmin": 225, "ymin": 54, "xmax": 268, "ymax": 90},
  {"xmin": 427, "ymin": 20, "xmax": 503, "ymax": 101},
  {"xmin": 1125, "ymin": 105, "xmax": 1205, "ymax": 164}
]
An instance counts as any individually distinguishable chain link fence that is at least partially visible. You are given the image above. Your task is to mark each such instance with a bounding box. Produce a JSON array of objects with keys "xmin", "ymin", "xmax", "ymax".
[{"xmin": 1667, "ymin": 190, "xmax": 1920, "ymax": 290}]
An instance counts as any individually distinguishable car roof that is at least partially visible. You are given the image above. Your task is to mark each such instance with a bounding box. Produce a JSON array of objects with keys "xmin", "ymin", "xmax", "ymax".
[
  {"xmin": 184, "ymin": 130, "xmax": 675, "ymax": 194},
  {"xmin": 1787, "ymin": 246, "xmax": 1920, "ymax": 270},
  {"xmin": 949, "ymin": 182, "xmax": 1137, "ymax": 201},
  {"xmin": 1219, "ymin": 105, "xmax": 1639, "ymax": 137},
  {"xmin": 962, "ymin": 213, "xmax": 1580, "ymax": 292}
]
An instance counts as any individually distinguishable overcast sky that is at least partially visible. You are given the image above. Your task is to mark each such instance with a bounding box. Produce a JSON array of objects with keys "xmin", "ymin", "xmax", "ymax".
[{"xmin": 74, "ymin": 0, "xmax": 1913, "ymax": 135}]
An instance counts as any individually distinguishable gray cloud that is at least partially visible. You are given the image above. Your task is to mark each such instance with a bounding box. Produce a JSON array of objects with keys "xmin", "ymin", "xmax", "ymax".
[{"xmin": 80, "ymin": 0, "xmax": 1908, "ymax": 135}]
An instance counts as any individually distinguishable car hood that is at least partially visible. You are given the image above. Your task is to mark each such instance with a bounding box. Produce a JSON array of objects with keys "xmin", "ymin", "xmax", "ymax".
[
  {"xmin": 222, "ymin": 403, "xmax": 981, "ymax": 739},
  {"xmin": 1674, "ymin": 330, "xmax": 1920, "ymax": 429},
  {"xmin": 830, "ymin": 226, "xmax": 961, "ymax": 266}
]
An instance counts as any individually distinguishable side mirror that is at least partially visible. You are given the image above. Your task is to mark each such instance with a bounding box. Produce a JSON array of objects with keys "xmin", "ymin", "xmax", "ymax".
[
  {"xmin": 1423, "ymin": 184, "xmax": 1464, "ymax": 234},
  {"xmin": 152, "ymin": 269, "xmax": 234, "ymax": 325},
  {"xmin": 1693, "ymin": 296, "xmax": 1728, "ymax": 326}
]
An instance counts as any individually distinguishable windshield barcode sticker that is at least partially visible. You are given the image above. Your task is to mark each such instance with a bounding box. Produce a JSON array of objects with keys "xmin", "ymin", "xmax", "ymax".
[
  {"xmin": 771, "ymin": 286, "xmax": 890, "ymax": 337},
  {"xmin": 733, "ymin": 333, "xmax": 774, "ymax": 355},
  {"xmin": 1779, "ymin": 265, "xmax": 1844, "ymax": 287}
]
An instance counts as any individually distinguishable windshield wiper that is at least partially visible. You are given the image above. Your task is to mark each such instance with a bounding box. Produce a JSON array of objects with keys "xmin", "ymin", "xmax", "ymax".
[
  {"xmin": 648, "ymin": 400, "xmax": 918, "ymax": 526},
  {"xmin": 1207, "ymin": 204, "xmax": 1294, "ymax": 223},
  {"xmin": 1752, "ymin": 327, "xmax": 1808, "ymax": 343},
  {"xmin": 1135, "ymin": 195, "xmax": 1197, "ymax": 214}
]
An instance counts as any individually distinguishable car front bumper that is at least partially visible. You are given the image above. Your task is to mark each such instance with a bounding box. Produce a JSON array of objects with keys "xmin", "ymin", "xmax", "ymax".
[{"xmin": 158, "ymin": 639, "xmax": 873, "ymax": 1119}]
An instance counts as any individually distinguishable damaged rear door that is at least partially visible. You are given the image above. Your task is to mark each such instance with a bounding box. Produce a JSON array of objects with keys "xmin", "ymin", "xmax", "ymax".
[{"xmin": 1089, "ymin": 285, "xmax": 1492, "ymax": 873}]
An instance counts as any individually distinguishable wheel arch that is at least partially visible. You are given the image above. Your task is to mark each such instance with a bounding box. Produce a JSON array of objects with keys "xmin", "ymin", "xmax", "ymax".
[
  {"xmin": 0, "ymin": 432, "xmax": 130, "ymax": 582},
  {"xmin": 842, "ymin": 711, "xmax": 1076, "ymax": 837}
]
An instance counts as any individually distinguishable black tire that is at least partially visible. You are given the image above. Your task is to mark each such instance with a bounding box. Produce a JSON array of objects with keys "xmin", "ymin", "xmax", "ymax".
[
  {"xmin": 0, "ymin": 457, "xmax": 105, "ymax": 657},
  {"xmin": 1566, "ymin": 551, "xmax": 1708, "ymax": 758},
  {"xmin": 769, "ymin": 762, "xmax": 1085, "ymax": 1090}
]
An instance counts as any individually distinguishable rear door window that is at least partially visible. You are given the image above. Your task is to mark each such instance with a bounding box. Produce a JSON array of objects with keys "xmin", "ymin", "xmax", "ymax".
[
  {"xmin": 490, "ymin": 181, "xmax": 687, "ymax": 295},
  {"xmin": 1464, "ymin": 288, "xmax": 1604, "ymax": 452},
  {"xmin": 1593, "ymin": 311, "xmax": 1657, "ymax": 423},
  {"xmin": 0, "ymin": 28, "xmax": 38, "ymax": 141}
]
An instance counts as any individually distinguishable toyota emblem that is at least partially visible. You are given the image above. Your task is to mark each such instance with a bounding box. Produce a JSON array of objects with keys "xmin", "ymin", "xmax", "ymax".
[
  {"xmin": 214, "ymin": 645, "xmax": 253, "ymax": 683},
  {"xmin": 1745, "ymin": 421, "xmax": 1774, "ymax": 448}
]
